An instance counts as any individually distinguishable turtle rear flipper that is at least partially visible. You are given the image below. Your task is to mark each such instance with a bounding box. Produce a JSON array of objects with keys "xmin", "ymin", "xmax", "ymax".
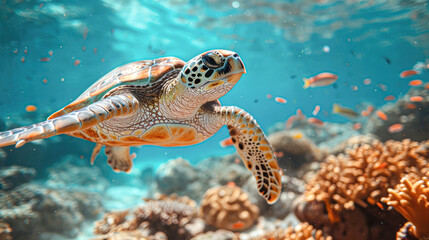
[{"xmin": 0, "ymin": 94, "xmax": 139, "ymax": 148}]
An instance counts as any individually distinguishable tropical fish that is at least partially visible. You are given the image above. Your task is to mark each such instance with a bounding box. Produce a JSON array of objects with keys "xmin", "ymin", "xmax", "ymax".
[
  {"xmin": 266, "ymin": 94, "xmax": 272, "ymax": 99},
  {"xmin": 308, "ymin": 117, "xmax": 324, "ymax": 127},
  {"xmin": 363, "ymin": 78, "xmax": 371, "ymax": 85},
  {"xmin": 275, "ymin": 97, "xmax": 287, "ymax": 103},
  {"xmin": 400, "ymin": 69, "xmax": 419, "ymax": 78},
  {"xmin": 409, "ymin": 80, "xmax": 423, "ymax": 86},
  {"xmin": 219, "ymin": 137, "xmax": 234, "ymax": 148},
  {"xmin": 312, "ymin": 105, "xmax": 320, "ymax": 116},
  {"xmin": 73, "ymin": 59, "xmax": 81, "ymax": 66},
  {"xmin": 353, "ymin": 123, "xmax": 361, "ymax": 130},
  {"xmin": 292, "ymin": 133, "xmax": 303, "ymax": 139},
  {"xmin": 405, "ymin": 103, "xmax": 416, "ymax": 109},
  {"xmin": 48, "ymin": 50, "xmax": 53, "ymax": 56},
  {"xmin": 384, "ymin": 95, "xmax": 396, "ymax": 101},
  {"xmin": 285, "ymin": 109, "xmax": 306, "ymax": 129},
  {"xmin": 42, "ymin": 78, "xmax": 48, "ymax": 84},
  {"xmin": 231, "ymin": 221, "xmax": 245, "ymax": 230},
  {"xmin": 25, "ymin": 105, "xmax": 37, "ymax": 112},
  {"xmin": 410, "ymin": 96, "xmax": 423, "ymax": 102},
  {"xmin": 332, "ymin": 103, "xmax": 359, "ymax": 118},
  {"xmin": 388, "ymin": 123, "xmax": 403, "ymax": 133},
  {"xmin": 376, "ymin": 110, "xmax": 388, "ymax": 121},
  {"xmin": 303, "ymin": 72, "xmax": 338, "ymax": 89},
  {"xmin": 39, "ymin": 57, "xmax": 51, "ymax": 62}
]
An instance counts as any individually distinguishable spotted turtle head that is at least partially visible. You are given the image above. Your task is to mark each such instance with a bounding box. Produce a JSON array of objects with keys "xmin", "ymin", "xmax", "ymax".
[{"xmin": 179, "ymin": 49, "xmax": 246, "ymax": 100}]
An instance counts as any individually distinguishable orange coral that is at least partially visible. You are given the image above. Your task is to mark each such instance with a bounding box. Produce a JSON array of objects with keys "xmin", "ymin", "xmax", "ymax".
[
  {"xmin": 382, "ymin": 176, "xmax": 429, "ymax": 239},
  {"xmin": 199, "ymin": 185, "xmax": 259, "ymax": 231},
  {"xmin": 305, "ymin": 139, "xmax": 429, "ymax": 216}
]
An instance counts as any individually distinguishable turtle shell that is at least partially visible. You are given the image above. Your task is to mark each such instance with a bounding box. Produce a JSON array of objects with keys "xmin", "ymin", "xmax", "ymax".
[{"xmin": 48, "ymin": 57, "xmax": 185, "ymax": 120}]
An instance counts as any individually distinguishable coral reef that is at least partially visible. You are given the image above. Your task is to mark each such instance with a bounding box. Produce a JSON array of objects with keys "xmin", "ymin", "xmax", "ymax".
[
  {"xmin": 296, "ymin": 139, "xmax": 429, "ymax": 240},
  {"xmin": 0, "ymin": 221, "xmax": 12, "ymax": 240},
  {"xmin": 0, "ymin": 165, "xmax": 35, "ymax": 190},
  {"xmin": 93, "ymin": 194, "xmax": 203, "ymax": 240},
  {"xmin": 382, "ymin": 176, "xmax": 429, "ymax": 240},
  {"xmin": 199, "ymin": 185, "xmax": 259, "ymax": 231},
  {"xmin": 245, "ymin": 222, "xmax": 332, "ymax": 240},
  {"xmin": 0, "ymin": 183, "xmax": 103, "ymax": 240},
  {"xmin": 365, "ymin": 88, "xmax": 429, "ymax": 141},
  {"xmin": 268, "ymin": 131, "xmax": 326, "ymax": 178}
]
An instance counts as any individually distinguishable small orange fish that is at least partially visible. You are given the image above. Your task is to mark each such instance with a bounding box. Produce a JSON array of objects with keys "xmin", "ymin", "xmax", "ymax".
[
  {"xmin": 363, "ymin": 78, "xmax": 371, "ymax": 85},
  {"xmin": 275, "ymin": 97, "xmax": 287, "ymax": 104},
  {"xmin": 48, "ymin": 50, "xmax": 53, "ymax": 56},
  {"xmin": 378, "ymin": 83, "xmax": 387, "ymax": 91},
  {"xmin": 388, "ymin": 123, "xmax": 403, "ymax": 133},
  {"xmin": 400, "ymin": 69, "xmax": 419, "ymax": 78},
  {"xmin": 39, "ymin": 57, "xmax": 51, "ymax": 62},
  {"xmin": 24, "ymin": 48, "xmax": 28, "ymax": 54},
  {"xmin": 285, "ymin": 115, "xmax": 298, "ymax": 129},
  {"xmin": 367, "ymin": 106, "xmax": 374, "ymax": 113},
  {"xmin": 312, "ymin": 105, "xmax": 320, "ymax": 116},
  {"xmin": 409, "ymin": 80, "xmax": 423, "ymax": 86},
  {"xmin": 308, "ymin": 117, "xmax": 324, "ymax": 126},
  {"xmin": 425, "ymin": 83, "xmax": 429, "ymax": 89},
  {"xmin": 410, "ymin": 96, "xmax": 423, "ymax": 102},
  {"xmin": 13, "ymin": 48, "xmax": 18, "ymax": 54},
  {"xmin": 226, "ymin": 181, "xmax": 236, "ymax": 187},
  {"xmin": 231, "ymin": 221, "xmax": 245, "ymax": 230},
  {"xmin": 266, "ymin": 94, "xmax": 272, "ymax": 99},
  {"xmin": 20, "ymin": 56, "xmax": 25, "ymax": 63},
  {"xmin": 25, "ymin": 105, "xmax": 37, "ymax": 112},
  {"xmin": 219, "ymin": 137, "xmax": 234, "ymax": 148},
  {"xmin": 93, "ymin": 48, "xmax": 98, "ymax": 54},
  {"xmin": 376, "ymin": 202, "xmax": 384, "ymax": 210},
  {"xmin": 274, "ymin": 151, "xmax": 284, "ymax": 158},
  {"xmin": 303, "ymin": 72, "xmax": 338, "ymax": 89},
  {"xmin": 375, "ymin": 162, "xmax": 388, "ymax": 170},
  {"xmin": 292, "ymin": 133, "xmax": 303, "ymax": 139},
  {"xmin": 384, "ymin": 95, "xmax": 396, "ymax": 101},
  {"xmin": 351, "ymin": 85, "xmax": 358, "ymax": 91},
  {"xmin": 405, "ymin": 103, "xmax": 416, "ymax": 109},
  {"xmin": 353, "ymin": 123, "xmax": 361, "ymax": 130},
  {"xmin": 73, "ymin": 59, "xmax": 81, "ymax": 66},
  {"xmin": 42, "ymin": 78, "xmax": 48, "ymax": 84},
  {"xmin": 376, "ymin": 110, "xmax": 388, "ymax": 121},
  {"xmin": 361, "ymin": 110, "xmax": 369, "ymax": 116}
]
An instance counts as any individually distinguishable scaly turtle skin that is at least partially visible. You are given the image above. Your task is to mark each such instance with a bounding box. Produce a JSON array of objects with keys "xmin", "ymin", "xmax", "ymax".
[{"xmin": 0, "ymin": 50, "xmax": 282, "ymax": 204}]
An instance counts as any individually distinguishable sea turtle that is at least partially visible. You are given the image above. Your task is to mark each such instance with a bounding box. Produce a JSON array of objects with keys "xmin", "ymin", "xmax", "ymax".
[{"xmin": 0, "ymin": 50, "xmax": 282, "ymax": 204}]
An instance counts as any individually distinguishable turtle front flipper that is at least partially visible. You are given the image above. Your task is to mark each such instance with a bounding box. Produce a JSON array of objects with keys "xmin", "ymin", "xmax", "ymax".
[
  {"xmin": 212, "ymin": 106, "xmax": 282, "ymax": 204},
  {"xmin": 0, "ymin": 94, "xmax": 139, "ymax": 148}
]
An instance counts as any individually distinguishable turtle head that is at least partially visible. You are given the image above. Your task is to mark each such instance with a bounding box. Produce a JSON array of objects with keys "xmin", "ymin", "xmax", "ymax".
[{"xmin": 179, "ymin": 49, "xmax": 246, "ymax": 101}]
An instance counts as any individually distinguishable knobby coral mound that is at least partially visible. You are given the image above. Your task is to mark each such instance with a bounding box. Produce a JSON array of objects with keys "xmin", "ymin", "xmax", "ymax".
[
  {"xmin": 382, "ymin": 176, "xmax": 429, "ymax": 240},
  {"xmin": 200, "ymin": 185, "xmax": 259, "ymax": 231},
  {"xmin": 246, "ymin": 222, "xmax": 332, "ymax": 240},
  {"xmin": 93, "ymin": 194, "xmax": 202, "ymax": 240},
  {"xmin": 296, "ymin": 139, "xmax": 429, "ymax": 240}
]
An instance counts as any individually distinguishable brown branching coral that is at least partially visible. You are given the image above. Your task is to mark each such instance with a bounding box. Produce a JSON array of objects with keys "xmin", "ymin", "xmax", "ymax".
[
  {"xmin": 93, "ymin": 195, "xmax": 200, "ymax": 240},
  {"xmin": 305, "ymin": 139, "xmax": 429, "ymax": 215},
  {"xmin": 382, "ymin": 176, "xmax": 429, "ymax": 240},
  {"xmin": 296, "ymin": 139, "xmax": 429, "ymax": 240},
  {"xmin": 200, "ymin": 185, "xmax": 259, "ymax": 231},
  {"xmin": 246, "ymin": 222, "xmax": 332, "ymax": 240}
]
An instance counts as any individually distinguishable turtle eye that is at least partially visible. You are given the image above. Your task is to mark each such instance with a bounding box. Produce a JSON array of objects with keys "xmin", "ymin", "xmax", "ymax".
[{"xmin": 202, "ymin": 52, "xmax": 222, "ymax": 69}]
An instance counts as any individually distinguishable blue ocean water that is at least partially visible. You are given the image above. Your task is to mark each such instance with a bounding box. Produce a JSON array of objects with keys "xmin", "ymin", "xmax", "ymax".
[
  {"xmin": 1, "ymin": 0, "xmax": 427, "ymax": 165},
  {"xmin": 0, "ymin": 1, "xmax": 429, "ymax": 238}
]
